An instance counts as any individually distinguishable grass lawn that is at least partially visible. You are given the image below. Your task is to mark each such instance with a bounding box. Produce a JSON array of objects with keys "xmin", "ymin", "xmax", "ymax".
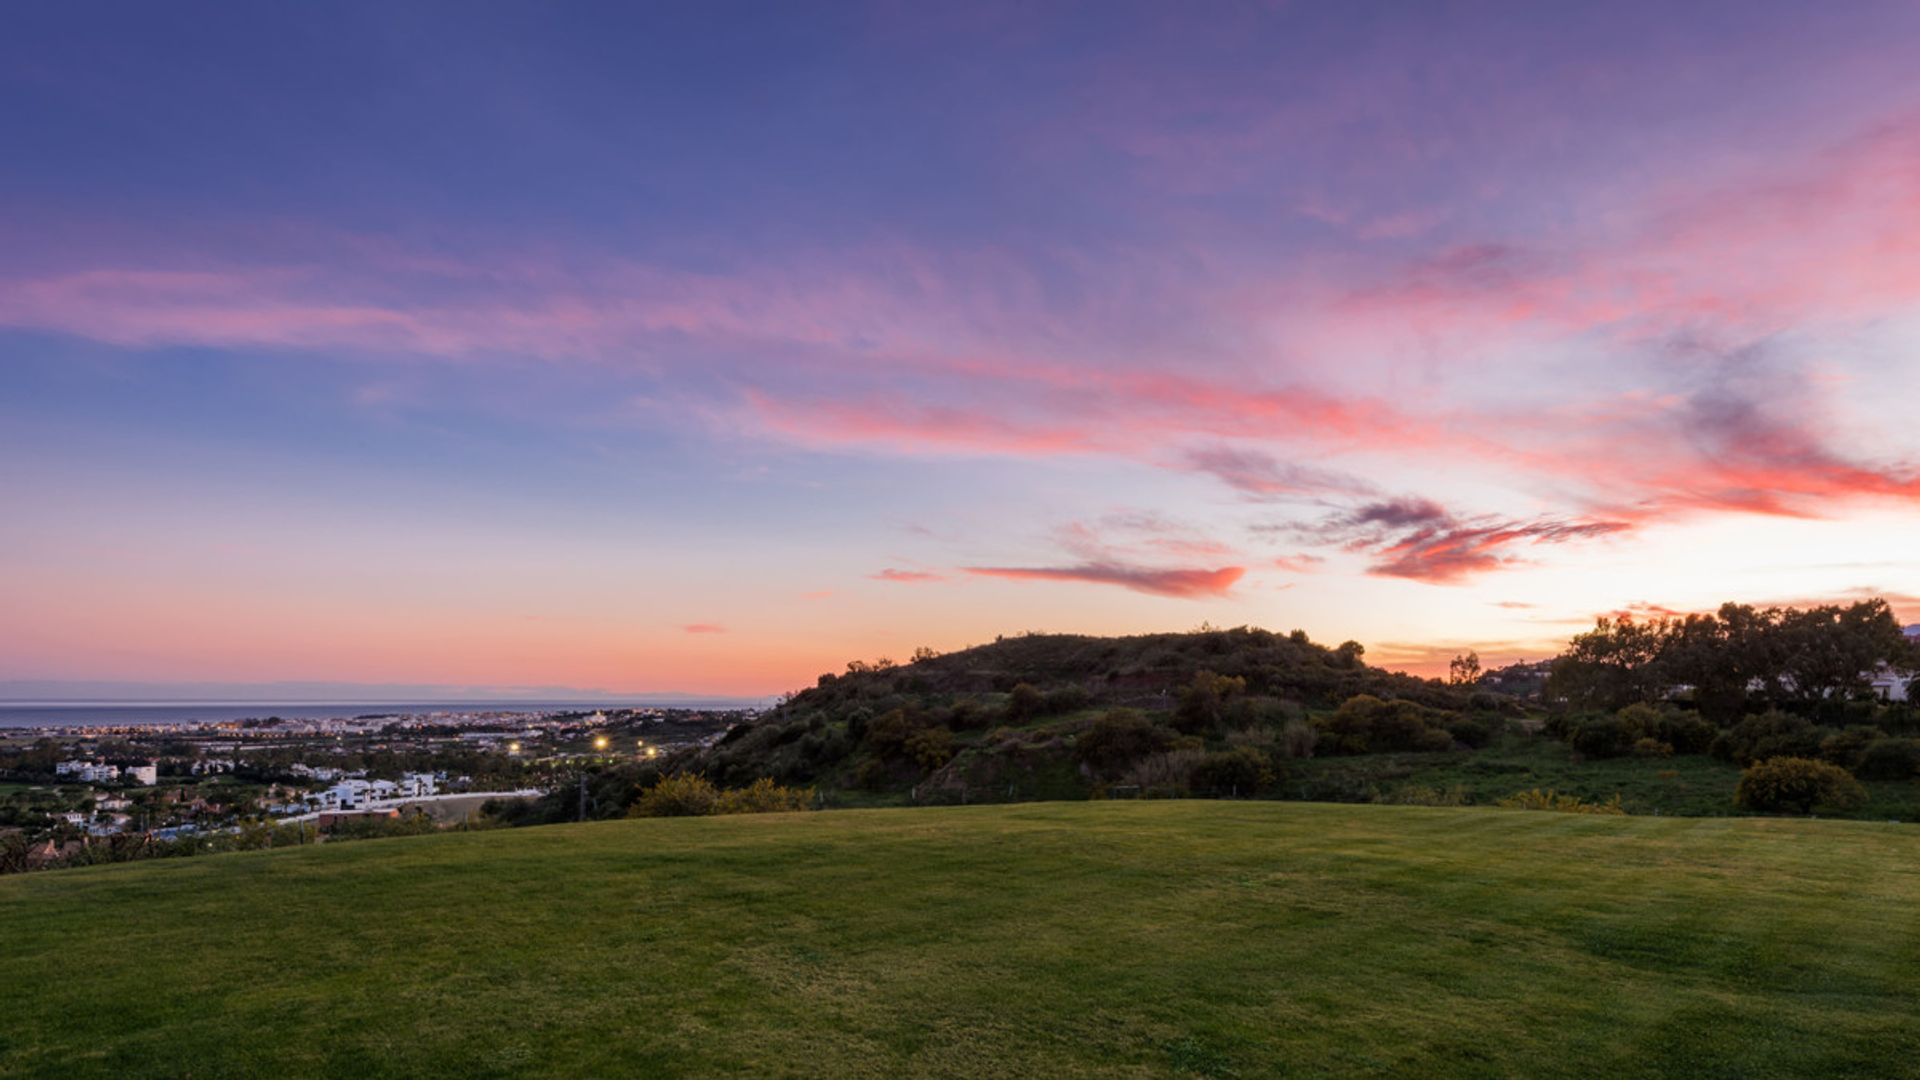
[
  {"xmin": 4, "ymin": 801, "xmax": 1919, "ymax": 1078},
  {"xmin": 1288, "ymin": 733, "xmax": 1920, "ymax": 820}
]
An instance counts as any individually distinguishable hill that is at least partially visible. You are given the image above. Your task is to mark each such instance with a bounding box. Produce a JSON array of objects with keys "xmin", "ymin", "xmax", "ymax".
[
  {"xmin": 4, "ymin": 802, "xmax": 1918, "ymax": 1077},
  {"xmin": 686, "ymin": 627, "xmax": 1483, "ymax": 802}
]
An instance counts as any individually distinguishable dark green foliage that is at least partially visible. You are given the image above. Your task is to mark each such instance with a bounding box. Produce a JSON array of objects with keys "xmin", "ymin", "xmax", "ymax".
[
  {"xmin": 1315, "ymin": 695, "xmax": 1457, "ymax": 756},
  {"xmin": 1189, "ymin": 746, "xmax": 1274, "ymax": 794},
  {"xmin": 905, "ymin": 727, "xmax": 955, "ymax": 771},
  {"xmin": 1569, "ymin": 715, "xmax": 1635, "ymax": 759},
  {"xmin": 1445, "ymin": 716, "xmax": 1495, "ymax": 749},
  {"xmin": 1854, "ymin": 738, "xmax": 1920, "ymax": 781},
  {"xmin": 1075, "ymin": 710, "xmax": 1176, "ymax": 778},
  {"xmin": 1550, "ymin": 599, "xmax": 1912, "ymax": 716},
  {"xmin": 1173, "ymin": 670, "xmax": 1248, "ymax": 733},
  {"xmin": 1007, "ymin": 683, "xmax": 1046, "ymax": 722},
  {"xmin": 1712, "ymin": 712, "xmax": 1827, "ymax": 767},
  {"xmin": 1735, "ymin": 757, "xmax": 1868, "ymax": 814},
  {"xmin": 1818, "ymin": 726, "xmax": 1881, "ymax": 770}
]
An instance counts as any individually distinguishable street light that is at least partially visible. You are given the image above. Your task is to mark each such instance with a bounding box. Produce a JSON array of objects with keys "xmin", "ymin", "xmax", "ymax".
[{"xmin": 592, "ymin": 735, "xmax": 609, "ymax": 752}]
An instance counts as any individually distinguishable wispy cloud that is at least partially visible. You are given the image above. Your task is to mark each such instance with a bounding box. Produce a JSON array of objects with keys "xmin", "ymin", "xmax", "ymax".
[{"xmin": 964, "ymin": 562, "xmax": 1245, "ymax": 599}]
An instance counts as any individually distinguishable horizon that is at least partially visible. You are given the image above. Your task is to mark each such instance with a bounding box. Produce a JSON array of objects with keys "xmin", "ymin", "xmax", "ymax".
[{"xmin": 5, "ymin": 2, "xmax": 1920, "ymax": 695}]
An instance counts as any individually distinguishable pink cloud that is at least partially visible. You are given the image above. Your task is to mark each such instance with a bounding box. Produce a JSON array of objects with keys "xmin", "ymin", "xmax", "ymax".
[
  {"xmin": 871, "ymin": 569, "xmax": 946, "ymax": 584},
  {"xmin": 965, "ymin": 562, "xmax": 1245, "ymax": 599},
  {"xmin": 1289, "ymin": 498, "xmax": 1633, "ymax": 584},
  {"xmin": 682, "ymin": 623, "xmax": 728, "ymax": 634}
]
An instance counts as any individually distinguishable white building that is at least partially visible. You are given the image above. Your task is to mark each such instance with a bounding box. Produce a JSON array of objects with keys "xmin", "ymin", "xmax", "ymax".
[
  {"xmin": 398, "ymin": 772, "xmax": 438, "ymax": 798},
  {"xmin": 314, "ymin": 779, "xmax": 373, "ymax": 810},
  {"xmin": 125, "ymin": 762, "xmax": 158, "ymax": 786},
  {"xmin": 54, "ymin": 760, "xmax": 120, "ymax": 783}
]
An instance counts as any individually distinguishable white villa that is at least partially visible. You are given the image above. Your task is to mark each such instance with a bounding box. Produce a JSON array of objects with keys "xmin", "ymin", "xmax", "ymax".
[
  {"xmin": 54, "ymin": 761, "xmax": 120, "ymax": 783},
  {"xmin": 1872, "ymin": 624, "xmax": 1920, "ymax": 703},
  {"xmin": 310, "ymin": 772, "xmax": 439, "ymax": 812}
]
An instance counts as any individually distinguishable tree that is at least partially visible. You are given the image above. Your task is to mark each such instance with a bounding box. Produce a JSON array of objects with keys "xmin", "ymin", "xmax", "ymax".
[
  {"xmin": 1448, "ymin": 651, "xmax": 1482, "ymax": 687},
  {"xmin": 1546, "ymin": 616, "xmax": 1667, "ymax": 710}
]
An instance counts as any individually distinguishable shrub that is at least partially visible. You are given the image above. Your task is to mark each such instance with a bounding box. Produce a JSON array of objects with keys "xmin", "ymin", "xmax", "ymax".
[
  {"xmin": 1631, "ymin": 737, "xmax": 1673, "ymax": 758},
  {"xmin": 1075, "ymin": 710, "xmax": 1175, "ymax": 777},
  {"xmin": 712, "ymin": 778, "xmax": 815, "ymax": 814},
  {"xmin": 1616, "ymin": 703, "xmax": 1664, "ymax": 738},
  {"xmin": 905, "ymin": 726, "xmax": 956, "ymax": 771},
  {"xmin": 1712, "ymin": 711, "xmax": 1824, "ymax": 766},
  {"xmin": 629, "ymin": 774, "xmax": 718, "ymax": 817},
  {"xmin": 1173, "ymin": 670, "xmax": 1248, "ymax": 733},
  {"xmin": 1279, "ymin": 718, "xmax": 1317, "ymax": 759},
  {"xmin": 1445, "ymin": 716, "xmax": 1495, "ymax": 749},
  {"xmin": 1006, "ymin": 683, "xmax": 1045, "ymax": 722},
  {"xmin": 1121, "ymin": 749, "xmax": 1209, "ymax": 794},
  {"xmin": 1045, "ymin": 685, "xmax": 1092, "ymax": 715},
  {"xmin": 1568, "ymin": 715, "xmax": 1635, "ymax": 759},
  {"xmin": 1735, "ymin": 757, "xmax": 1867, "ymax": 814},
  {"xmin": 1651, "ymin": 711, "xmax": 1718, "ymax": 755},
  {"xmin": 1189, "ymin": 746, "xmax": 1274, "ymax": 794},
  {"xmin": 1497, "ymin": 789, "xmax": 1627, "ymax": 815},
  {"xmin": 1854, "ymin": 738, "xmax": 1920, "ymax": 781},
  {"xmin": 1818, "ymin": 725, "xmax": 1881, "ymax": 770},
  {"xmin": 1316, "ymin": 695, "xmax": 1451, "ymax": 755}
]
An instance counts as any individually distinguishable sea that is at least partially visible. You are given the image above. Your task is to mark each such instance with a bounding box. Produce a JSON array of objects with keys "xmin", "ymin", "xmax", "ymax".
[{"xmin": 0, "ymin": 700, "xmax": 758, "ymax": 730}]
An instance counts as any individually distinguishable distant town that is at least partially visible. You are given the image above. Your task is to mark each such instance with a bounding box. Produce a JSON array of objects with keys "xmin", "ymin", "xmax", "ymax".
[{"xmin": 0, "ymin": 706, "xmax": 752, "ymax": 871}]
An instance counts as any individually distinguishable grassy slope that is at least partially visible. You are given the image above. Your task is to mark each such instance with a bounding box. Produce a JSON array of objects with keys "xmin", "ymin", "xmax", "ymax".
[
  {"xmin": 1289, "ymin": 733, "xmax": 1920, "ymax": 819},
  {"xmin": 4, "ymin": 803, "xmax": 1919, "ymax": 1079}
]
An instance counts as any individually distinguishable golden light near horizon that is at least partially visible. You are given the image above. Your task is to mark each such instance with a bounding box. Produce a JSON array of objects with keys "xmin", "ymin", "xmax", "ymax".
[
  {"xmin": 593, "ymin": 735, "xmax": 609, "ymax": 751},
  {"xmin": 507, "ymin": 741, "xmax": 521, "ymax": 754}
]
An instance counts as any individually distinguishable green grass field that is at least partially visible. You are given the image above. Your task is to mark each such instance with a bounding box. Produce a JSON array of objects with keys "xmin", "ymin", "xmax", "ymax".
[{"xmin": 5, "ymin": 802, "xmax": 1919, "ymax": 1078}]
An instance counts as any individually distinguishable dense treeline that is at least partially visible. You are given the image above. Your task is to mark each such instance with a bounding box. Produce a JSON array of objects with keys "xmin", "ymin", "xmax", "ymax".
[{"xmin": 1547, "ymin": 599, "xmax": 1916, "ymax": 719}]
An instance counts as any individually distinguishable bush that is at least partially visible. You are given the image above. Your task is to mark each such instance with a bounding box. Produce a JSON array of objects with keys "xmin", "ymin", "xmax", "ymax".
[
  {"xmin": 1712, "ymin": 711, "xmax": 1825, "ymax": 766},
  {"xmin": 905, "ymin": 726, "xmax": 956, "ymax": 771},
  {"xmin": 1652, "ymin": 712, "xmax": 1718, "ymax": 755},
  {"xmin": 1006, "ymin": 683, "xmax": 1045, "ymax": 722},
  {"xmin": 712, "ymin": 778, "xmax": 815, "ymax": 814},
  {"xmin": 1631, "ymin": 737, "xmax": 1673, "ymax": 758},
  {"xmin": 1569, "ymin": 715, "xmax": 1635, "ymax": 759},
  {"xmin": 1189, "ymin": 746, "xmax": 1274, "ymax": 794},
  {"xmin": 1316, "ymin": 695, "xmax": 1452, "ymax": 755},
  {"xmin": 1044, "ymin": 685, "xmax": 1092, "ymax": 715},
  {"xmin": 1854, "ymin": 738, "xmax": 1920, "ymax": 781},
  {"xmin": 1121, "ymin": 749, "xmax": 1209, "ymax": 794},
  {"xmin": 1173, "ymin": 670, "xmax": 1248, "ymax": 733},
  {"xmin": 629, "ymin": 774, "xmax": 718, "ymax": 817},
  {"xmin": 1279, "ymin": 719, "xmax": 1317, "ymax": 759},
  {"xmin": 1735, "ymin": 757, "xmax": 1867, "ymax": 814},
  {"xmin": 1817, "ymin": 726, "xmax": 1881, "ymax": 770},
  {"xmin": 1075, "ymin": 710, "xmax": 1175, "ymax": 777},
  {"xmin": 1445, "ymin": 716, "xmax": 1495, "ymax": 749},
  {"xmin": 1497, "ymin": 789, "xmax": 1627, "ymax": 815}
]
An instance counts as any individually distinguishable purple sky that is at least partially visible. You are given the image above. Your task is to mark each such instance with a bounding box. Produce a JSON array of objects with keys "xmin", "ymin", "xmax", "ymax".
[{"xmin": 3, "ymin": 1, "xmax": 1919, "ymax": 696}]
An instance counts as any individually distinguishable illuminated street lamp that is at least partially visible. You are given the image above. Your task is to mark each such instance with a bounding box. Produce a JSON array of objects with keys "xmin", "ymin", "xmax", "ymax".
[
  {"xmin": 593, "ymin": 735, "xmax": 609, "ymax": 752},
  {"xmin": 507, "ymin": 741, "xmax": 521, "ymax": 754}
]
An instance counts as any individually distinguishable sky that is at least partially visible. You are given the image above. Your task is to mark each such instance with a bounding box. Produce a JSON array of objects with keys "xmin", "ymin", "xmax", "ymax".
[{"xmin": 4, "ymin": 1, "xmax": 1920, "ymax": 699}]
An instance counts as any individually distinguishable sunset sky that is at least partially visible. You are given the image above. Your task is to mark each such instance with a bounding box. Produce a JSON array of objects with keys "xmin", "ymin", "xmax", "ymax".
[{"xmin": 4, "ymin": 1, "xmax": 1920, "ymax": 699}]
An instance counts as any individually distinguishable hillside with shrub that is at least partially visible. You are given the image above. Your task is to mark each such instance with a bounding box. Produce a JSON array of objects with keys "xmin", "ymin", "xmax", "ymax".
[
  {"xmin": 628, "ymin": 601, "xmax": 1918, "ymax": 822},
  {"xmin": 678, "ymin": 627, "xmax": 1498, "ymax": 803}
]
